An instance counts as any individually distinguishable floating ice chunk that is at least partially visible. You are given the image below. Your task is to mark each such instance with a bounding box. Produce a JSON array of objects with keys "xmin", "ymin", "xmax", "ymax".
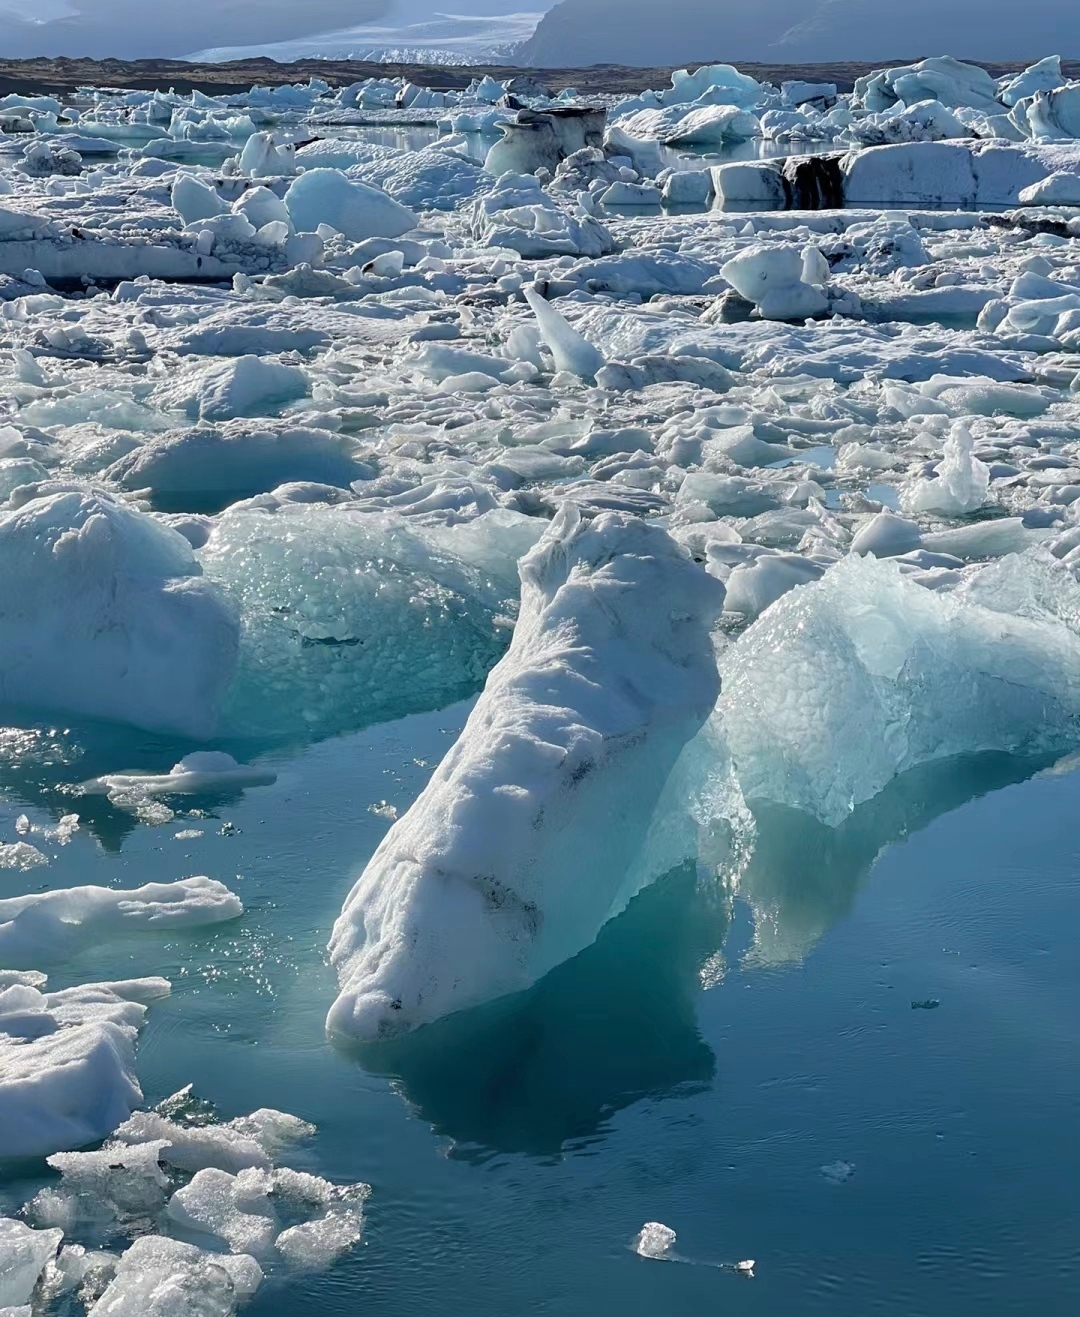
[
  {"xmin": 718, "ymin": 552, "xmax": 1080, "ymax": 825},
  {"xmin": 820, "ymin": 1159, "xmax": 856, "ymax": 1183},
  {"xmin": 275, "ymin": 1206, "xmax": 364, "ymax": 1270},
  {"xmin": 0, "ymin": 1218, "xmax": 62, "ymax": 1308},
  {"xmin": 0, "ymin": 490, "xmax": 238, "ymax": 738},
  {"xmin": 166, "ymin": 1168, "xmax": 279, "ymax": 1257},
  {"xmin": 0, "ymin": 977, "xmax": 168, "ymax": 1158},
  {"xmin": 599, "ymin": 181, "xmax": 662, "ymax": 206},
  {"xmin": 107, "ymin": 423, "xmax": 363, "ymax": 509},
  {"xmin": 663, "ymin": 105, "xmax": 760, "ymax": 147},
  {"xmin": 901, "ymin": 422, "xmax": 990, "ymax": 516},
  {"xmin": 1019, "ymin": 171, "xmax": 1080, "ymax": 205},
  {"xmin": 239, "ymin": 131, "xmax": 292, "ymax": 178},
  {"xmin": 40, "ymin": 1140, "xmax": 172, "ymax": 1225},
  {"xmin": 603, "ymin": 124, "xmax": 665, "ymax": 177},
  {"xmin": 326, "ymin": 506, "xmax": 724, "ymax": 1041},
  {"xmin": 113, "ymin": 1104, "xmax": 311, "ymax": 1175},
  {"xmin": 153, "ymin": 356, "xmax": 310, "ymax": 423},
  {"xmin": 851, "ymin": 511, "xmax": 923, "ymax": 558},
  {"xmin": 468, "ymin": 174, "xmax": 615, "ymax": 258},
  {"xmin": 171, "ymin": 174, "xmax": 227, "ymax": 225},
  {"xmin": 723, "ymin": 553, "xmax": 826, "ymax": 621},
  {"xmin": 284, "ymin": 169, "xmax": 416, "ymax": 242},
  {"xmin": 86, "ymin": 1236, "xmax": 261, "ymax": 1317},
  {"xmin": 83, "ymin": 753, "xmax": 276, "ymax": 797},
  {"xmin": 200, "ymin": 504, "xmax": 531, "ymax": 740},
  {"xmin": 632, "ymin": 1222, "xmax": 677, "ymax": 1260},
  {"xmin": 0, "ymin": 842, "xmax": 48, "ymax": 870},
  {"xmin": 720, "ymin": 244, "xmax": 828, "ymax": 321},
  {"xmin": 661, "ymin": 169, "xmax": 713, "ymax": 205},
  {"xmin": 232, "ymin": 185, "xmax": 290, "ymax": 230},
  {"xmin": 0, "ymin": 877, "xmax": 242, "ymax": 968},
  {"xmin": 523, "ymin": 287, "xmax": 605, "ymax": 380}
]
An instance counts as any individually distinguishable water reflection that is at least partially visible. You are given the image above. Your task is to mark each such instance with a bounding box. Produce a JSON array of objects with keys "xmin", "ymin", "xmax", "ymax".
[
  {"xmin": 738, "ymin": 751, "xmax": 1050, "ymax": 967},
  {"xmin": 356, "ymin": 751, "xmax": 1052, "ymax": 1158}
]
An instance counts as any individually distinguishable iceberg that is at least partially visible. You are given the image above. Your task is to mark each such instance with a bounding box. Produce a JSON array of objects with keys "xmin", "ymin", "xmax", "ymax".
[
  {"xmin": 199, "ymin": 503, "xmax": 540, "ymax": 740},
  {"xmin": 283, "ymin": 169, "xmax": 417, "ymax": 242},
  {"xmin": 0, "ymin": 490, "xmax": 239, "ymax": 738},
  {"xmin": 326, "ymin": 506, "xmax": 725, "ymax": 1041},
  {"xmin": 717, "ymin": 552, "xmax": 1080, "ymax": 826}
]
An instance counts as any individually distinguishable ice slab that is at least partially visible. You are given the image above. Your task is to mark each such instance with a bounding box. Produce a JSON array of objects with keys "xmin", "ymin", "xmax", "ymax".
[
  {"xmin": 0, "ymin": 490, "xmax": 239, "ymax": 738},
  {"xmin": 327, "ymin": 506, "xmax": 724, "ymax": 1041},
  {"xmin": 0, "ymin": 877, "xmax": 242, "ymax": 968},
  {"xmin": 0, "ymin": 977, "xmax": 168, "ymax": 1158},
  {"xmin": 86, "ymin": 1236, "xmax": 261, "ymax": 1317}
]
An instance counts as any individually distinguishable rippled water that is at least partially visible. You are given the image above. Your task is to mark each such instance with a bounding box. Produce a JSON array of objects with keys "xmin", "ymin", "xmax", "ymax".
[{"xmin": 2, "ymin": 700, "xmax": 1079, "ymax": 1315}]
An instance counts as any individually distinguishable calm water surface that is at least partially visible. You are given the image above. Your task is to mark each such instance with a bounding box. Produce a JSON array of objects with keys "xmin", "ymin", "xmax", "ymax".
[{"xmin": 1, "ymin": 705, "xmax": 1078, "ymax": 1315}]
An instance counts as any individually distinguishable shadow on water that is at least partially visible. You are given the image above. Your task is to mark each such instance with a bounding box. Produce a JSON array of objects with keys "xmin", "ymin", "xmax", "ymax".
[
  {"xmin": 350, "ymin": 750, "xmax": 1056, "ymax": 1159},
  {"xmin": 353, "ymin": 865, "xmax": 726, "ymax": 1161}
]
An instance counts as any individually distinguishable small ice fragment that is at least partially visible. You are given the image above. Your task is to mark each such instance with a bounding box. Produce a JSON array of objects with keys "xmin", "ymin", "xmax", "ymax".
[
  {"xmin": 911, "ymin": 999, "xmax": 940, "ymax": 1010},
  {"xmin": 367, "ymin": 801, "xmax": 399, "ymax": 821},
  {"xmin": 275, "ymin": 1205, "xmax": 364, "ymax": 1269},
  {"xmin": 0, "ymin": 1217, "xmax": 63, "ymax": 1307},
  {"xmin": 820, "ymin": 1160, "xmax": 856, "ymax": 1183},
  {"xmin": 0, "ymin": 842, "xmax": 48, "ymax": 870},
  {"xmin": 633, "ymin": 1222, "xmax": 677, "ymax": 1260},
  {"xmin": 736, "ymin": 1259, "xmax": 755, "ymax": 1276}
]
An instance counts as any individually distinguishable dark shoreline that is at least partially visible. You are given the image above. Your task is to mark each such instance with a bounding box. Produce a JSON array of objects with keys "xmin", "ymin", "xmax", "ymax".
[{"xmin": 2, "ymin": 54, "xmax": 1079, "ymax": 99}]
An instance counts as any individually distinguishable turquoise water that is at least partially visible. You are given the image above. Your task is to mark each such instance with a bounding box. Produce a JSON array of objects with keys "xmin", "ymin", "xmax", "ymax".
[{"xmin": 2, "ymin": 706, "xmax": 1080, "ymax": 1314}]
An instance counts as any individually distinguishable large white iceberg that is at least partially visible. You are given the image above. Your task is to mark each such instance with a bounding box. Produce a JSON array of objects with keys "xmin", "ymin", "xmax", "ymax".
[
  {"xmin": 283, "ymin": 168, "xmax": 417, "ymax": 242},
  {"xmin": 326, "ymin": 506, "xmax": 725, "ymax": 1041}
]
